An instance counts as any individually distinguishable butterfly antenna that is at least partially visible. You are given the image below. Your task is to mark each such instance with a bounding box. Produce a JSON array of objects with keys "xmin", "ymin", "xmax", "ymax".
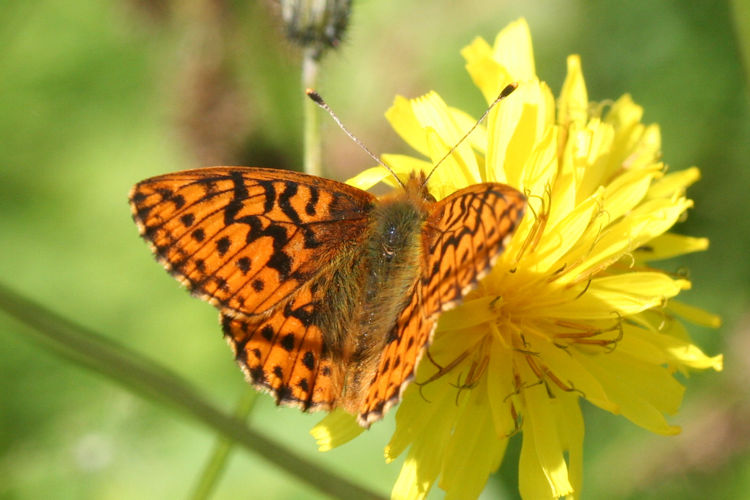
[
  {"xmin": 306, "ymin": 89, "xmax": 406, "ymax": 189},
  {"xmin": 423, "ymin": 82, "xmax": 518, "ymax": 185}
]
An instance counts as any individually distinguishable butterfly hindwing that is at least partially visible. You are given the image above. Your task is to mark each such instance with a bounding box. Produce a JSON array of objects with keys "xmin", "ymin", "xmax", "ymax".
[
  {"xmin": 358, "ymin": 182, "xmax": 525, "ymax": 424},
  {"xmin": 221, "ymin": 281, "xmax": 338, "ymax": 411},
  {"xmin": 359, "ymin": 285, "xmax": 436, "ymax": 425},
  {"xmin": 130, "ymin": 167, "xmax": 375, "ymax": 318}
]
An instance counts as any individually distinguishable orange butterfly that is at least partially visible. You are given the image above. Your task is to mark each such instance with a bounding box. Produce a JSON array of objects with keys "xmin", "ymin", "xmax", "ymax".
[{"xmin": 130, "ymin": 167, "xmax": 524, "ymax": 426}]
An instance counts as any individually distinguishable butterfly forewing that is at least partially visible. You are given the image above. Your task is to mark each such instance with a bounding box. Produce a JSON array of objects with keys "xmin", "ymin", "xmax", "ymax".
[
  {"xmin": 421, "ymin": 183, "xmax": 525, "ymax": 315},
  {"xmin": 130, "ymin": 167, "xmax": 375, "ymax": 318},
  {"xmin": 358, "ymin": 182, "xmax": 524, "ymax": 425}
]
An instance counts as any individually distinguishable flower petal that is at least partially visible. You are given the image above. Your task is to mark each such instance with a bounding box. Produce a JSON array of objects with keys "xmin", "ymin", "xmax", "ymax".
[
  {"xmin": 487, "ymin": 337, "xmax": 520, "ymax": 435},
  {"xmin": 556, "ymin": 393, "xmax": 584, "ymax": 499},
  {"xmin": 574, "ymin": 351, "xmax": 684, "ymax": 434},
  {"xmin": 562, "ymin": 197, "xmax": 694, "ymax": 284},
  {"xmin": 668, "ymin": 300, "xmax": 723, "ymax": 328},
  {"xmin": 486, "ymin": 79, "xmax": 554, "ymax": 187},
  {"xmin": 559, "ymin": 55, "xmax": 588, "ymax": 127},
  {"xmin": 521, "ymin": 382, "xmax": 574, "ymax": 498},
  {"xmin": 493, "ymin": 18, "xmax": 536, "ymax": 82},
  {"xmin": 519, "ymin": 425, "xmax": 558, "ymax": 500},
  {"xmin": 634, "ymin": 233, "xmax": 709, "ymax": 261},
  {"xmin": 537, "ymin": 273, "xmax": 689, "ymax": 319},
  {"xmin": 647, "ymin": 167, "xmax": 701, "ymax": 199},
  {"xmin": 532, "ymin": 191, "xmax": 601, "ymax": 272},
  {"xmin": 462, "ymin": 36, "xmax": 510, "ymax": 103},
  {"xmin": 310, "ymin": 409, "xmax": 364, "ymax": 451},
  {"xmin": 440, "ymin": 378, "xmax": 508, "ymax": 500},
  {"xmin": 345, "ymin": 165, "xmax": 393, "ymax": 190},
  {"xmin": 389, "ymin": 384, "xmax": 457, "ymax": 498},
  {"xmin": 528, "ymin": 336, "xmax": 618, "ymax": 413},
  {"xmin": 601, "ymin": 164, "xmax": 662, "ymax": 221},
  {"xmin": 386, "ymin": 95, "xmax": 429, "ymax": 156}
]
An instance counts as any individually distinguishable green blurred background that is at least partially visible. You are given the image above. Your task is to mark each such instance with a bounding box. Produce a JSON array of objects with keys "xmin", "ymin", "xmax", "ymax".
[{"xmin": 1, "ymin": 1, "xmax": 747, "ymax": 498}]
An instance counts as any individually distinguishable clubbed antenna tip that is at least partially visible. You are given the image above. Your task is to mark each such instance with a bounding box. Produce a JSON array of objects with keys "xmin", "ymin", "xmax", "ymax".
[{"xmin": 306, "ymin": 88, "xmax": 405, "ymax": 188}]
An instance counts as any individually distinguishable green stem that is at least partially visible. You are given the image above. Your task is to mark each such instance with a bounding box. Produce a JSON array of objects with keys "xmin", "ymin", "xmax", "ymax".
[
  {"xmin": 302, "ymin": 47, "xmax": 322, "ymax": 176},
  {"xmin": 731, "ymin": 0, "xmax": 750, "ymax": 88},
  {"xmin": 190, "ymin": 388, "xmax": 258, "ymax": 500},
  {"xmin": 0, "ymin": 282, "xmax": 385, "ymax": 500}
]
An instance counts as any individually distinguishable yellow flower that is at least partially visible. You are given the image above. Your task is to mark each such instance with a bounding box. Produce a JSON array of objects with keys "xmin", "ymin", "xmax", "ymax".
[{"xmin": 313, "ymin": 18, "xmax": 722, "ymax": 499}]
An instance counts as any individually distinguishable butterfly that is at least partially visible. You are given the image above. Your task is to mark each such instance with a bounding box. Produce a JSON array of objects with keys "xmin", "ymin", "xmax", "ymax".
[{"xmin": 130, "ymin": 166, "xmax": 525, "ymax": 426}]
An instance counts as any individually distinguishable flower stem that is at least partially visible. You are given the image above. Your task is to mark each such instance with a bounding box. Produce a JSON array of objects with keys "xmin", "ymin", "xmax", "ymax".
[
  {"xmin": 0, "ymin": 282, "xmax": 385, "ymax": 500},
  {"xmin": 190, "ymin": 387, "xmax": 258, "ymax": 500},
  {"xmin": 731, "ymin": 0, "xmax": 750, "ymax": 86},
  {"xmin": 302, "ymin": 47, "xmax": 322, "ymax": 176}
]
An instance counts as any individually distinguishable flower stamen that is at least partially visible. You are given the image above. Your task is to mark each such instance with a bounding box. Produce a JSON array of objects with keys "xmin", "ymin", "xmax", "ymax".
[
  {"xmin": 415, "ymin": 348, "xmax": 472, "ymax": 387},
  {"xmin": 552, "ymin": 315, "xmax": 624, "ymax": 351}
]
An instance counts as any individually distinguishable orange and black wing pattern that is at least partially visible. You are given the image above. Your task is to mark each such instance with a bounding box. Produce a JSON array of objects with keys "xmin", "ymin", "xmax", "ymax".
[
  {"xmin": 221, "ymin": 280, "xmax": 338, "ymax": 411},
  {"xmin": 129, "ymin": 167, "xmax": 375, "ymax": 318},
  {"xmin": 130, "ymin": 166, "xmax": 376, "ymax": 411},
  {"xmin": 420, "ymin": 182, "xmax": 525, "ymax": 316},
  {"xmin": 358, "ymin": 182, "xmax": 525, "ymax": 425}
]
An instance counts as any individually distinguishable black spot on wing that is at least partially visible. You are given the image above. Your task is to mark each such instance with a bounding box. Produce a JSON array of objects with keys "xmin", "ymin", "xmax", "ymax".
[
  {"xmin": 216, "ymin": 236, "xmax": 231, "ymax": 256},
  {"xmin": 172, "ymin": 194, "xmax": 186, "ymax": 209},
  {"xmin": 234, "ymin": 337, "xmax": 249, "ymax": 362},
  {"xmin": 136, "ymin": 205, "xmax": 152, "ymax": 222},
  {"xmin": 277, "ymin": 384, "xmax": 292, "ymax": 402},
  {"xmin": 249, "ymin": 365, "xmax": 266, "ymax": 383},
  {"xmin": 221, "ymin": 314, "xmax": 232, "ymax": 333},
  {"xmin": 180, "ymin": 213, "xmax": 195, "ymax": 227},
  {"xmin": 281, "ymin": 333, "xmax": 295, "ymax": 352},
  {"xmin": 236, "ymin": 257, "xmax": 251, "ymax": 274},
  {"xmin": 131, "ymin": 191, "xmax": 147, "ymax": 203},
  {"xmin": 303, "ymin": 351, "xmax": 315, "ymax": 370},
  {"xmin": 260, "ymin": 325, "xmax": 274, "ymax": 341}
]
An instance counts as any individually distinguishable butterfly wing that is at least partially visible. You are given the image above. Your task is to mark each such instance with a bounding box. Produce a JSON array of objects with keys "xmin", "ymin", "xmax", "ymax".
[
  {"xmin": 420, "ymin": 182, "xmax": 526, "ymax": 315},
  {"xmin": 130, "ymin": 167, "xmax": 375, "ymax": 318},
  {"xmin": 358, "ymin": 182, "xmax": 525, "ymax": 425},
  {"xmin": 221, "ymin": 279, "xmax": 338, "ymax": 410}
]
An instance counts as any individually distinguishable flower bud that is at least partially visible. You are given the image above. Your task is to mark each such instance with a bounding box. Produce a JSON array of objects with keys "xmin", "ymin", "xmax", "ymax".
[{"xmin": 281, "ymin": 0, "xmax": 352, "ymax": 59}]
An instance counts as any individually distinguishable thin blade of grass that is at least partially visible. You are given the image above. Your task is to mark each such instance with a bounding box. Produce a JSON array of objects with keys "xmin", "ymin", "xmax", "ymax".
[
  {"xmin": 190, "ymin": 388, "xmax": 258, "ymax": 500},
  {"xmin": 0, "ymin": 282, "xmax": 385, "ymax": 500}
]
